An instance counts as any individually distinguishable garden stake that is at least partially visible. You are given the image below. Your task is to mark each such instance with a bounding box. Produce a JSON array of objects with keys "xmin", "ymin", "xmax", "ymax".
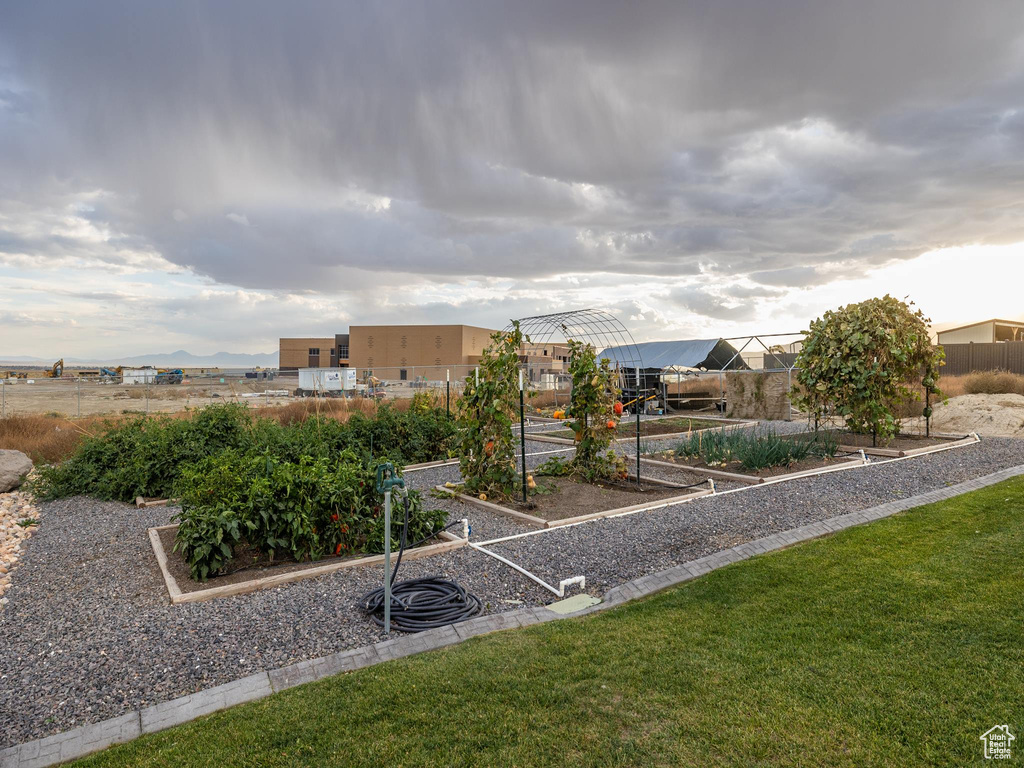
[
  {"xmin": 519, "ymin": 368, "xmax": 527, "ymax": 506},
  {"xmin": 446, "ymin": 368, "xmax": 450, "ymax": 417},
  {"xmin": 635, "ymin": 368, "xmax": 641, "ymax": 487}
]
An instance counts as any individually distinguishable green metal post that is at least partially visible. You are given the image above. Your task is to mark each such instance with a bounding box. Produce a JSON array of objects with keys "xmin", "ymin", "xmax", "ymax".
[
  {"xmin": 520, "ymin": 369, "xmax": 527, "ymax": 506},
  {"xmin": 384, "ymin": 488, "xmax": 391, "ymax": 633},
  {"xmin": 375, "ymin": 463, "xmax": 405, "ymax": 635},
  {"xmin": 636, "ymin": 369, "xmax": 641, "ymax": 487}
]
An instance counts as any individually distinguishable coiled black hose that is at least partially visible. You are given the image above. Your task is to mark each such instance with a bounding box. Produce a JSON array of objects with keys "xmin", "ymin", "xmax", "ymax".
[{"xmin": 358, "ymin": 494, "xmax": 482, "ymax": 632}]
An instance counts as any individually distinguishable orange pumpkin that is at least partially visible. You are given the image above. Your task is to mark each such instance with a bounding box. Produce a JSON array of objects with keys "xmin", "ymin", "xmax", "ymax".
[
  {"xmin": 606, "ymin": 420, "xmax": 616, "ymax": 430},
  {"xmin": 613, "ymin": 401, "xmax": 623, "ymax": 416},
  {"xmin": 484, "ymin": 440, "xmax": 495, "ymax": 456}
]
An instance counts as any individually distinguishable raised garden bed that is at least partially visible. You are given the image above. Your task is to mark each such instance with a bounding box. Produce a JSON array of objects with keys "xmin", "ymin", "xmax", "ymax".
[
  {"xmin": 149, "ymin": 524, "xmax": 466, "ymax": 605},
  {"xmin": 438, "ymin": 474, "xmax": 714, "ymax": 529},
  {"xmin": 793, "ymin": 429, "xmax": 977, "ymax": 457},
  {"xmin": 640, "ymin": 450, "xmax": 867, "ymax": 484},
  {"xmin": 531, "ymin": 416, "xmax": 750, "ymax": 444}
]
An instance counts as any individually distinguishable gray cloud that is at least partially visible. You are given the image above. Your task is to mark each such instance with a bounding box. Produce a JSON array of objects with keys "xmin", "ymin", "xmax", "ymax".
[
  {"xmin": 1, "ymin": 0, "xmax": 1024, "ymax": 328},
  {"xmin": 667, "ymin": 286, "xmax": 756, "ymax": 322}
]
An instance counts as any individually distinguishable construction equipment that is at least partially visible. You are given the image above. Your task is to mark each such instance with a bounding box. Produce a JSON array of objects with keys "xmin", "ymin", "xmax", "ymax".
[
  {"xmin": 45, "ymin": 359, "xmax": 64, "ymax": 378},
  {"xmin": 100, "ymin": 367, "xmax": 121, "ymax": 378},
  {"xmin": 155, "ymin": 368, "xmax": 184, "ymax": 385}
]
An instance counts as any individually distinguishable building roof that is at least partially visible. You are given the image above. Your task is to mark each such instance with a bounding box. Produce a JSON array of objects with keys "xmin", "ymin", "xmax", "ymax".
[
  {"xmin": 599, "ymin": 338, "xmax": 749, "ymax": 371},
  {"xmin": 938, "ymin": 318, "xmax": 1024, "ymax": 334}
]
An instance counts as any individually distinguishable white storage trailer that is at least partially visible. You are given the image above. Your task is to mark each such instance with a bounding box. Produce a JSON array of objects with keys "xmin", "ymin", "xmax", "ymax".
[
  {"xmin": 297, "ymin": 368, "xmax": 356, "ymax": 395},
  {"xmin": 121, "ymin": 367, "xmax": 157, "ymax": 385}
]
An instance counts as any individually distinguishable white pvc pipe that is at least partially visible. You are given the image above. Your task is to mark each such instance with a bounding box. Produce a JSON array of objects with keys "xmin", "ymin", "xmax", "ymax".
[{"xmin": 467, "ymin": 541, "xmax": 584, "ymax": 598}]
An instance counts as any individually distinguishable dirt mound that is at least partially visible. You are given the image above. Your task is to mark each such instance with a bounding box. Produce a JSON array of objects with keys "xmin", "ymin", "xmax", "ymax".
[{"xmin": 910, "ymin": 393, "xmax": 1024, "ymax": 437}]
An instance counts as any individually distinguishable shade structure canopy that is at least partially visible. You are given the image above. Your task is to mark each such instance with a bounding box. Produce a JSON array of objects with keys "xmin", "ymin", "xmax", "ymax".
[
  {"xmin": 504, "ymin": 308, "xmax": 644, "ymax": 376},
  {"xmin": 599, "ymin": 338, "xmax": 749, "ymax": 371}
]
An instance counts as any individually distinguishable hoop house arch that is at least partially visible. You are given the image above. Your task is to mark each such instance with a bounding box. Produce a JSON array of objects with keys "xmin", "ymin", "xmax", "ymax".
[{"xmin": 504, "ymin": 308, "xmax": 645, "ymax": 389}]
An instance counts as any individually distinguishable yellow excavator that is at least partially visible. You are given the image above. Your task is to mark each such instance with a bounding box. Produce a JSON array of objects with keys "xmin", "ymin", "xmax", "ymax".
[{"xmin": 44, "ymin": 359, "xmax": 64, "ymax": 378}]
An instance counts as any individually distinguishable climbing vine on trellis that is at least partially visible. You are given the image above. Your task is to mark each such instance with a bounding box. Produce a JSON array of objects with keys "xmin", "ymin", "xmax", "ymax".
[
  {"xmin": 457, "ymin": 322, "xmax": 526, "ymax": 498},
  {"xmin": 791, "ymin": 295, "xmax": 944, "ymax": 440},
  {"xmin": 539, "ymin": 340, "xmax": 625, "ymax": 482}
]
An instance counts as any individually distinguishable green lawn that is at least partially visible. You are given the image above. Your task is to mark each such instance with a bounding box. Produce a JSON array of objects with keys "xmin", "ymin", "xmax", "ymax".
[{"xmin": 76, "ymin": 477, "xmax": 1024, "ymax": 767}]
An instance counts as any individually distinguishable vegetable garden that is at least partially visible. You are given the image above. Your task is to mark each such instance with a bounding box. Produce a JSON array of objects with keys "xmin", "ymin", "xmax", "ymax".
[{"xmin": 32, "ymin": 402, "xmax": 457, "ymax": 580}]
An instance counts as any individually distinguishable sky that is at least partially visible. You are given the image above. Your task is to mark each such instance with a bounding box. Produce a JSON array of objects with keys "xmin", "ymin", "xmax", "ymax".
[{"xmin": 1, "ymin": 0, "xmax": 1023, "ymax": 358}]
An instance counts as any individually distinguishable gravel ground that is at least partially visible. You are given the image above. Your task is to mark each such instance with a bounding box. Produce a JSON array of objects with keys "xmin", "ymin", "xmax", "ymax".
[
  {"xmin": 0, "ymin": 489, "xmax": 41, "ymax": 606},
  {"xmin": 1, "ymin": 432, "xmax": 1020, "ymax": 748}
]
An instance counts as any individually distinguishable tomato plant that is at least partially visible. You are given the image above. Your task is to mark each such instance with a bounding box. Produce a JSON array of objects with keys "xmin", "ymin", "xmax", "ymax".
[
  {"xmin": 457, "ymin": 322, "xmax": 526, "ymax": 497},
  {"xmin": 791, "ymin": 294, "xmax": 944, "ymax": 440},
  {"xmin": 539, "ymin": 340, "xmax": 625, "ymax": 482},
  {"xmin": 172, "ymin": 449, "xmax": 445, "ymax": 581}
]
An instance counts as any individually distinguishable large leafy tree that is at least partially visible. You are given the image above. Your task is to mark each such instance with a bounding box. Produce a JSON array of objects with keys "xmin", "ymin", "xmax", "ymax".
[
  {"xmin": 457, "ymin": 323, "xmax": 526, "ymax": 497},
  {"xmin": 791, "ymin": 295, "xmax": 944, "ymax": 440}
]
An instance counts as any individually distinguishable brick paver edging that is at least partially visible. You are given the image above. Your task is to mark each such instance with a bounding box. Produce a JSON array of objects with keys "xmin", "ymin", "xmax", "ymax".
[{"xmin": 4, "ymin": 464, "xmax": 1023, "ymax": 768}]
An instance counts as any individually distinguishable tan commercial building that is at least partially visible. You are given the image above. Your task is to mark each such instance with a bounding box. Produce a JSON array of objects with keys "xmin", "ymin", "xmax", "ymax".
[
  {"xmin": 349, "ymin": 325, "xmax": 497, "ymax": 380},
  {"xmin": 280, "ymin": 325, "xmax": 498, "ymax": 379},
  {"xmin": 279, "ymin": 337, "xmax": 339, "ymax": 370},
  {"xmin": 937, "ymin": 319, "xmax": 1024, "ymax": 345}
]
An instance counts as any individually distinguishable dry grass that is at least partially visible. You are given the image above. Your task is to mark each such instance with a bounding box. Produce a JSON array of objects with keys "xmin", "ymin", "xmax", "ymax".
[
  {"xmin": 0, "ymin": 413, "xmax": 108, "ymax": 464},
  {"xmin": 953, "ymin": 370, "xmax": 1024, "ymax": 396},
  {"xmin": 890, "ymin": 371, "xmax": 1024, "ymax": 419},
  {"xmin": 253, "ymin": 396, "xmax": 410, "ymax": 426},
  {"xmin": 526, "ymin": 389, "xmax": 572, "ymax": 409}
]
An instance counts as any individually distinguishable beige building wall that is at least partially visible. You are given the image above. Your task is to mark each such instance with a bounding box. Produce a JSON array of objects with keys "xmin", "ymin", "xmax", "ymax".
[
  {"xmin": 937, "ymin": 323, "xmax": 996, "ymax": 345},
  {"xmin": 937, "ymin": 320, "xmax": 1024, "ymax": 344},
  {"xmin": 279, "ymin": 337, "xmax": 336, "ymax": 370},
  {"xmin": 348, "ymin": 325, "xmax": 498, "ymax": 374}
]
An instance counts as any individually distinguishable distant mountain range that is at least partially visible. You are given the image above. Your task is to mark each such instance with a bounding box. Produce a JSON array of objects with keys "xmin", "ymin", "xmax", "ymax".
[{"xmin": 0, "ymin": 349, "xmax": 278, "ymax": 368}]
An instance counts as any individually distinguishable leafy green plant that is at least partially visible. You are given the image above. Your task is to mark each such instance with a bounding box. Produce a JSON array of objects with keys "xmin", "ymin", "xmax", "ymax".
[
  {"xmin": 539, "ymin": 340, "xmax": 625, "ymax": 482},
  {"xmin": 675, "ymin": 427, "xmax": 839, "ymax": 470},
  {"xmin": 791, "ymin": 295, "xmax": 944, "ymax": 440},
  {"xmin": 457, "ymin": 322, "xmax": 526, "ymax": 497},
  {"xmin": 172, "ymin": 449, "xmax": 445, "ymax": 581},
  {"xmin": 31, "ymin": 402, "xmax": 458, "ymax": 502},
  {"xmin": 31, "ymin": 404, "xmax": 256, "ymax": 502}
]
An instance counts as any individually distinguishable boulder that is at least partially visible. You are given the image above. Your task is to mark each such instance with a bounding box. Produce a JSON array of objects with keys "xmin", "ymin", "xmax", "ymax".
[{"xmin": 0, "ymin": 450, "xmax": 33, "ymax": 493}]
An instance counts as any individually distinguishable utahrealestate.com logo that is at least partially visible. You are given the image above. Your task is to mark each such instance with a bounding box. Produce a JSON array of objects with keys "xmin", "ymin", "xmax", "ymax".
[{"xmin": 980, "ymin": 725, "xmax": 1015, "ymax": 760}]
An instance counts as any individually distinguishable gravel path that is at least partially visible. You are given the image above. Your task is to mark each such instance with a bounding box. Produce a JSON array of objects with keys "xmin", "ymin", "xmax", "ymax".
[{"xmin": 1, "ymin": 433, "xmax": 1020, "ymax": 748}]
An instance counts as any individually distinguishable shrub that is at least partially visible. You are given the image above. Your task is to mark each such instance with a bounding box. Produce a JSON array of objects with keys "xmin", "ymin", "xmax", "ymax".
[
  {"xmin": 960, "ymin": 370, "xmax": 1024, "ymax": 396},
  {"xmin": 457, "ymin": 323, "xmax": 526, "ymax": 497},
  {"xmin": 31, "ymin": 402, "xmax": 458, "ymax": 502},
  {"xmin": 791, "ymin": 295, "xmax": 944, "ymax": 440},
  {"xmin": 32, "ymin": 404, "xmax": 256, "ymax": 501},
  {"xmin": 675, "ymin": 427, "xmax": 838, "ymax": 470},
  {"xmin": 172, "ymin": 449, "xmax": 445, "ymax": 581}
]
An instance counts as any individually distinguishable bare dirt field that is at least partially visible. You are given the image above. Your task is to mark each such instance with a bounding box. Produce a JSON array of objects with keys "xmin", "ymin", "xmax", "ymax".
[{"xmin": 0, "ymin": 376, "xmax": 294, "ymax": 418}]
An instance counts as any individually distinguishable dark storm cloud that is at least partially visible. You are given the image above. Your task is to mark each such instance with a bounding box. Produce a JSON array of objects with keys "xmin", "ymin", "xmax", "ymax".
[{"xmin": 1, "ymin": 0, "xmax": 1024, "ymax": 291}]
